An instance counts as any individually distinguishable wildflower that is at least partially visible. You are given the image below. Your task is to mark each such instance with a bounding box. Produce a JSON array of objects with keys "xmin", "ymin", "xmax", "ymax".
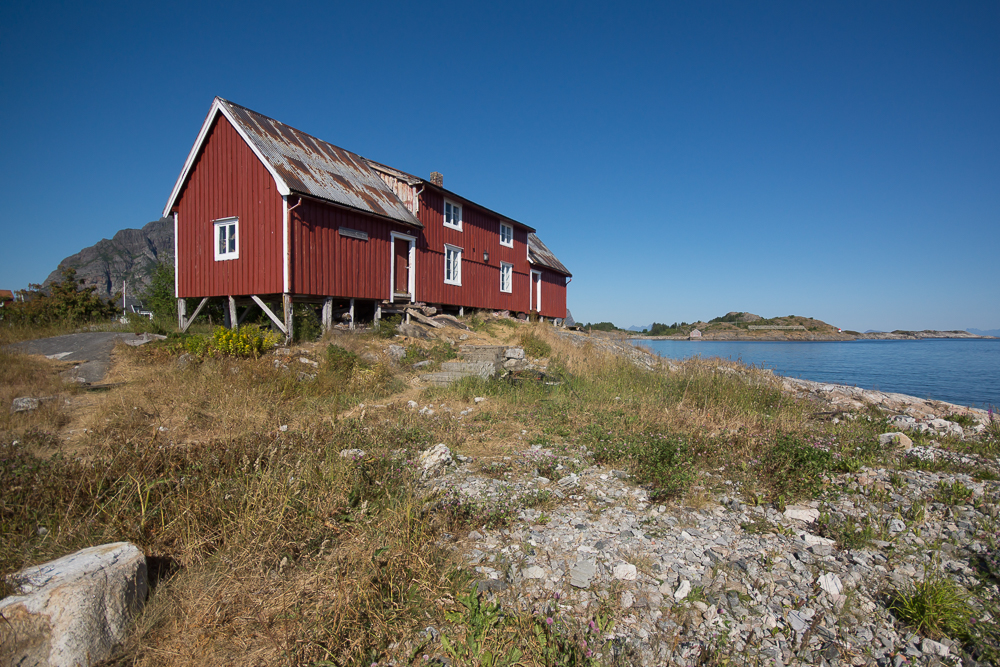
[{"xmin": 546, "ymin": 617, "xmax": 553, "ymax": 625}]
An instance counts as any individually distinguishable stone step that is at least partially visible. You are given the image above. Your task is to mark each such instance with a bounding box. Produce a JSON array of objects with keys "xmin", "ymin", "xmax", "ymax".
[
  {"xmin": 440, "ymin": 361, "xmax": 496, "ymax": 377},
  {"xmin": 458, "ymin": 345, "xmax": 505, "ymax": 363},
  {"xmin": 419, "ymin": 371, "xmax": 479, "ymax": 387}
]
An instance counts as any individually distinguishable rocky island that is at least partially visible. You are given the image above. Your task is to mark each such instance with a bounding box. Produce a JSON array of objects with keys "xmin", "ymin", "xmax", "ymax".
[{"xmin": 633, "ymin": 312, "xmax": 995, "ymax": 341}]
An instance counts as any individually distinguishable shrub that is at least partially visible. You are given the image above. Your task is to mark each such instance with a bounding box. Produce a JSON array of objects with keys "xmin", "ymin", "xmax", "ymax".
[
  {"xmin": 759, "ymin": 434, "xmax": 833, "ymax": 499},
  {"xmin": 1, "ymin": 268, "xmax": 116, "ymax": 327},
  {"xmin": 139, "ymin": 261, "xmax": 177, "ymax": 327},
  {"xmin": 211, "ymin": 325, "xmax": 280, "ymax": 358},
  {"xmin": 519, "ymin": 332, "xmax": 551, "ymax": 358},
  {"xmin": 293, "ymin": 303, "xmax": 322, "ymax": 342},
  {"xmin": 373, "ymin": 314, "xmax": 401, "ymax": 339}
]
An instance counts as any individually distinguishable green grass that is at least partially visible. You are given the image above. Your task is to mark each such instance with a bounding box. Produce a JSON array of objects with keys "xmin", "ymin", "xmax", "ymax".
[{"xmin": 888, "ymin": 573, "xmax": 974, "ymax": 640}]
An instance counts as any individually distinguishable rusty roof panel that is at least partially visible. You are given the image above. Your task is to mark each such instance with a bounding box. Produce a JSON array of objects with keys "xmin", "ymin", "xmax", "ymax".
[
  {"xmin": 528, "ymin": 234, "xmax": 571, "ymax": 276},
  {"xmin": 220, "ymin": 99, "xmax": 422, "ymax": 228}
]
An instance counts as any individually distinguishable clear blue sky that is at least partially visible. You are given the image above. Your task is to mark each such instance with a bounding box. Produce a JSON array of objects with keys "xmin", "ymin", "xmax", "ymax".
[{"xmin": 1, "ymin": 1, "xmax": 997, "ymax": 332}]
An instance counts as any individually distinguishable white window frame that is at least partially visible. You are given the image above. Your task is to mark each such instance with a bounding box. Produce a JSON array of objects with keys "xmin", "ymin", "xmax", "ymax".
[
  {"xmin": 500, "ymin": 261, "xmax": 513, "ymax": 293},
  {"xmin": 443, "ymin": 199, "xmax": 462, "ymax": 231},
  {"xmin": 444, "ymin": 244, "xmax": 462, "ymax": 286},
  {"xmin": 213, "ymin": 216, "xmax": 239, "ymax": 261},
  {"xmin": 500, "ymin": 222, "xmax": 513, "ymax": 247}
]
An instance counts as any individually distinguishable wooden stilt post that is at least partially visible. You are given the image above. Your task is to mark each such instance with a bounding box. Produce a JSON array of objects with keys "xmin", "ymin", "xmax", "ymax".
[
  {"xmin": 283, "ymin": 294, "xmax": 294, "ymax": 344},
  {"xmin": 459, "ymin": 306, "xmax": 464, "ymax": 317},
  {"xmin": 227, "ymin": 296, "xmax": 237, "ymax": 329},
  {"xmin": 322, "ymin": 297, "xmax": 333, "ymax": 332},
  {"xmin": 349, "ymin": 298, "xmax": 355, "ymax": 330},
  {"xmin": 375, "ymin": 302, "xmax": 382, "ymax": 325},
  {"xmin": 177, "ymin": 298, "xmax": 186, "ymax": 331}
]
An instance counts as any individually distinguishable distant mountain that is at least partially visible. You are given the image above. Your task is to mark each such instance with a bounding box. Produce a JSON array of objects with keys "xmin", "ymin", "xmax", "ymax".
[
  {"xmin": 968, "ymin": 328, "xmax": 1000, "ymax": 337},
  {"xmin": 864, "ymin": 330, "xmax": 884, "ymax": 334},
  {"xmin": 627, "ymin": 324, "xmax": 652, "ymax": 332},
  {"xmin": 43, "ymin": 218, "xmax": 173, "ymax": 302}
]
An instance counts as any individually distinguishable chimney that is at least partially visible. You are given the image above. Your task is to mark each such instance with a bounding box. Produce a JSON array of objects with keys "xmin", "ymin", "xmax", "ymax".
[{"xmin": 430, "ymin": 171, "xmax": 443, "ymax": 187}]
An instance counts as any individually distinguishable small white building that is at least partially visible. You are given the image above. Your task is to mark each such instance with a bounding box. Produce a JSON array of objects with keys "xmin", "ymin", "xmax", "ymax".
[{"xmin": 689, "ymin": 329, "xmax": 702, "ymax": 339}]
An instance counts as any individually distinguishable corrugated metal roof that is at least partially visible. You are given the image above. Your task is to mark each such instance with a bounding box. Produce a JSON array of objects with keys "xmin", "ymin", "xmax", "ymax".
[
  {"xmin": 528, "ymin": 234, "xmax": 572, "ymax": 276},
  {"xmin": 219, "ymin": 99, "xmax": 422, "ymax": 228}
]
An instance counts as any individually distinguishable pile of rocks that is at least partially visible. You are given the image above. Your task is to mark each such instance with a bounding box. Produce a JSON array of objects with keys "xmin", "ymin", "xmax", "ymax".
[{"xmin": 409, "ymin": 441, "xmax": 998, "ymax": 666}]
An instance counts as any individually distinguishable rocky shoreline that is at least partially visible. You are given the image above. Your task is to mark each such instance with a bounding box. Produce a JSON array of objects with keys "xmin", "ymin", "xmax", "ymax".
[
  {"xmin": 391, "ymin": 329, "xmax": 999, "ymax": 666},
  {"xmin": 405, "ymin": 413, "xmax": 997, "ymax": 666}
]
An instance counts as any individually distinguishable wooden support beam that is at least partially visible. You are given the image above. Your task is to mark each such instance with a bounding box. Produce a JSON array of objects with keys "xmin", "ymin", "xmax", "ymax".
[
  {"xmin": 177, "ymin": 298, "xmax": 186, "ymax": 331},
  {"xmin": 237, "ymin": 304, "xmax": 254, "ymax": 326},
  {"xmin": 375, "ymin": 302, "xmax": 381, "ymax": 324},
  {"xmin": 349, "ymin": 298, "xmax": 355, "ymax": 330},
  {"xmin": 251, "ymin": 295, "xmax": 287, "ymax": 334},
  {"xmin": 283, "ymin": 293, "xmax": 294, "ymax": 343},
  {"xmin": 227, "ymin": 296, "xmax": 237, "ymax": 329},
  {"xmin": 321, "ymin": 297, "xmax": 333, "ymax": 332},
  {"xmin": 459, "ymin": 306, "xmax": 464, "ymax": 317},
  {"xmin": 405, "ymin": 308, "xmax": 444, "ymax": 328},
  {"xmin": 179, "ymin": 297, "xmax": 209, "ymax": 333}
]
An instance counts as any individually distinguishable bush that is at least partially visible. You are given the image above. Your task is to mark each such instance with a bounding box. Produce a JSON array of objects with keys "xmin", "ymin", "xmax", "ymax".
[
  {"xmin": 519, "ymin": 332, "xmax": 551, "ymax": 358},
  {"xmin": 373, "ymin": 314, "xmax": 401, "ymax": 339},
  {"xmin": 1, "ymin": 268, "xmax": 116, "ymax": 327},
  {"xmin": 759, "ymin": 434, "xmax": 833, "ymax": 499},
  {"xmin": 293, "ymin": 304, "xmax": 322, "ymax": 342},
  {"xmin": 139, "ymin": 262, "xmax": 177, "ymax": 326},
  {"xmin": 211, "ymin": 325, "xmax": 280, "ymax": 358}
]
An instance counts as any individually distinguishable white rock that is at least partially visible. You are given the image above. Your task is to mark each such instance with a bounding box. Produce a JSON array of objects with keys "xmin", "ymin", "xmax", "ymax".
[
  {"xmin": 795, "ymin": 530, "xmax": 835, "ymax": 547},
  {"xmin": 474, "ymin": 397, "xmax": 485, "ymax": 403},
  {"xmin": 522, "ymin": 565, "xmax": 546, "ymax": 579},
  {"xmin": 612, "ymin": 562, "xmax": 637, "ymax": 581},
  {"xmin": 921, "ymin": 638, "xmax": 950, "ymax": 657},
  {"xmin": 621, "ymin": 591, "xmax": 635, "ymax": 608},
  {"xmin": 418, "ymin": 443, "xmax": 453, "ymax": 473},
  {"xmin": 783, "ymin": 506, "xmax": 820, "ymax": 523},
  {"xmin": 674, "ymin": 580, "xmax": 692, "ymax": 600},
  {"xmin": 817, "ymin": 572, "xmax": 844, "ymax": 597},
  {"xmin": 339, "ymin": 448, "xmax": 365, "ymax": 459},
  {"xmin": 0, "ymin": 542, "xmax": 148, "ymax": 667},
  {"xmin": 407, "ymin": 400, "xmax": 418, "ymax": 408},
  {"xmin": 878, "ymin": 432, "xmax": 913, "ymax": 449}
]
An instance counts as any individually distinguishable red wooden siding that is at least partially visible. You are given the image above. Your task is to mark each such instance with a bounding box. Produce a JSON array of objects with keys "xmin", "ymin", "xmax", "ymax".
[
  {"xmin": 537, "ymin": 270, "xmax": 568, "ymax": 319},
  {"xmin": 291, "ymin": 198, "xmax": 415, "ymax": 299},
  {"xmin": 175, "ymin": 115, "xmax": 284, "ymax": 298},
  {"xmin": 416, "ymin": 189, "xmax": 532, "ymax": 311}
]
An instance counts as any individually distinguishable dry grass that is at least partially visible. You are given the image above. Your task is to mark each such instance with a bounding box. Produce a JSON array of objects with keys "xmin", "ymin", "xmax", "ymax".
[
  {"xmin": 0, "ymin": 350, "xmax": 77, "ymax": 435},
  {"xmin": 1, "ymin": 318, "xmax": 901, "ymax": 665}
]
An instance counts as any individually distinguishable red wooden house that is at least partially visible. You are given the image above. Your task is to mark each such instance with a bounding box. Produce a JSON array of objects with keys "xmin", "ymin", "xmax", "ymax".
[{"xmin": 163, "ymin": 98, "xmax": 571, "ymax": 338}]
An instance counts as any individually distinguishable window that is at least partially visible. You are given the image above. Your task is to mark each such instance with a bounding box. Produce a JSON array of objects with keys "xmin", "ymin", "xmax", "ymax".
[
  {"xmin": 214, "ymin": 217, "xmax": 239, "ymax": 261},
  {"xmin": 443, "ymin": 200, "xmax": 462, "ymax": 230},
  {"xmin": 500, "ymin": 222, "xmax": 513, "ymax": 247},
  {"xmin": 444, "ymin": 244, "xmax": 462, "ymax": 285},
  {"xmin": 500, "ymin": 262, "xmax": 513, "ymax": 293}
]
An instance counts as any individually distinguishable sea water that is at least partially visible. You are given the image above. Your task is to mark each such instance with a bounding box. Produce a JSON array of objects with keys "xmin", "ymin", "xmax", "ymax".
[{"xmin": 631, "ymin": 338, "xmax": 1000, "ymax": 409}]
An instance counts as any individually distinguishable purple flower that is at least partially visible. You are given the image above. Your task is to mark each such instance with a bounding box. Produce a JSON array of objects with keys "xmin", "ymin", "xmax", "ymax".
[{"xmin": 546, "ymin": 617, "xmax": 553, "ymax": 625}]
